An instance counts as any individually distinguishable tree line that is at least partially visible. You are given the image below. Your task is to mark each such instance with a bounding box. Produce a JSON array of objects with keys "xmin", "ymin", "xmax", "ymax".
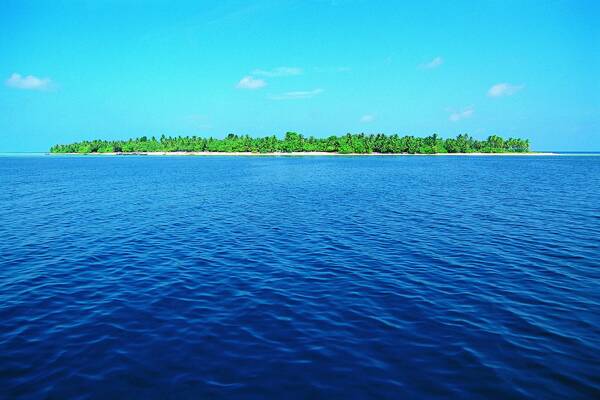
[{"xmin": 50, "ymin": 132, "xmax": 530, "ymax": 154}]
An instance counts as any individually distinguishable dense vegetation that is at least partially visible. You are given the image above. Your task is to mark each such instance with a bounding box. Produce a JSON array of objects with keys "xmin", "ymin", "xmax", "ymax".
[{"xmin": 50, "ymin": 133, "xmax": 530, "ymax": 154}]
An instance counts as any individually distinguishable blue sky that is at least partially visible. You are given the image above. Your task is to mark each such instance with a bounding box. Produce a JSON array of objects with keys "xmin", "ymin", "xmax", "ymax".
[{"xmin": 1, "ymin": 0, "xmax": 598, "ymax": 151}]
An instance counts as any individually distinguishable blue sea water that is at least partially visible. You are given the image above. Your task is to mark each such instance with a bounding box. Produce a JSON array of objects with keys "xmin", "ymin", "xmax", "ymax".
[{"xmin": 1, "ymin": 155, "xmax": 599, "ymax": 399}]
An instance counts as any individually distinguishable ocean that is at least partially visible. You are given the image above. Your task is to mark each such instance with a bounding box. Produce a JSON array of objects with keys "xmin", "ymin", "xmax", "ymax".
[{"xmin": 1, "ymin": 154, "xmax": 599, "ymax": 399}]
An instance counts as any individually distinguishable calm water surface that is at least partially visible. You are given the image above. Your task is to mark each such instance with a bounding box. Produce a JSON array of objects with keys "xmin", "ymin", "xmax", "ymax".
[{"xmin": 1, "ymin": 155, "xmax": 599, "ymax": 399}]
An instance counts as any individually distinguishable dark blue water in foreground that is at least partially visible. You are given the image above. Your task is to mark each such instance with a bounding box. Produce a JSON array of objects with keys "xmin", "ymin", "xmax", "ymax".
[{"xmin": 1, "ymin": 155, "xmax": 599, "ymax": 399}]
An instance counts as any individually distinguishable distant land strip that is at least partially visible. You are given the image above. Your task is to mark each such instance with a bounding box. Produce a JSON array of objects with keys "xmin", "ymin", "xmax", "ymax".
[{"xmin": 51, "ymin": 132, "xmax": 532, "ymax": 154}]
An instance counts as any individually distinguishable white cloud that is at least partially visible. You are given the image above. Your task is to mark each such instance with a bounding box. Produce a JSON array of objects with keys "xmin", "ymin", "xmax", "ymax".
[
  {"xmin": 487, "ymin": 83, "xmax": 523, "ymax": 97},
  {"xmin": 449, "ymin": 107, "xmax": 474, "ymax": 122},
  {"xmin": 421, "ymin": 56, "xmax": 444, "ymax": 69},
  {"xmin": 5, "ymin": 73, "xmax": 51, "ymax": 90},
  {"xmin": 236, "ymin": 76, "xmax": 266, "ymax": 90},
  {"xmin": 269, "ymin": 88, "xmax": 323, "ymax": 100},
  {"xmin": 252, "ymin": 67, "xmax": 302, "ymax": 77},
  {"xmin": 360, "ymin": 114, "xmax": 375, "ymax": 123}
]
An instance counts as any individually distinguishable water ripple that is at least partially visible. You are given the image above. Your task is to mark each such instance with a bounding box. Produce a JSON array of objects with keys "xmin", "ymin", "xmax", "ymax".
[{"xmin": 0, "ymin": 155, "xmax": 599, "ymax": 399}]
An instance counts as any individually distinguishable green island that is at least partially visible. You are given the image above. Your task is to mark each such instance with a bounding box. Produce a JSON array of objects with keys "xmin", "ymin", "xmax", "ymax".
[{"xmin": 50, "ymin": 132, "xmax": 530, "ymax": 154}]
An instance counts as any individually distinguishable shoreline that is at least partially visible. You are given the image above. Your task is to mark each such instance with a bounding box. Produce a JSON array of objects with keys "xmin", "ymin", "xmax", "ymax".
[{"xmin": 48, "ymin": 151, "xmax": 559, "ymax": 156}]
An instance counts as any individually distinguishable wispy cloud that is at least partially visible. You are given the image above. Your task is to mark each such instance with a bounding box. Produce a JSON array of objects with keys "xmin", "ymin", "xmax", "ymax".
[
  {"xmin": 252, "ymin": 67, "xmax": 302, "ymax": 77},
  {"xmin": 5, "ymin": 73, "xmax": 52, "ymax": 90},
  {"xmin": 236, "ymin": 67, "xmax": 300, "ymax": 90},
  {"xmin": 487, "ymin": 83, "xmax": 523, "ymax": 97},
  {"xmin": 236, "ymin": 76, "xmax": 266, "ymax": 90},
  {"xmin": 420, "ymin": 56, "xmax": 444, "ymax": 69},
  {"xmin": 360, "ymin": 114, "xmax": 375, "ymax": 123},
  {"xmin": 449, "ymin": 106, "xmax": 474, "ymax": 122},
  {"xmin": 269, "ymin": 88, "xmax": 323, "ymax": 100}
]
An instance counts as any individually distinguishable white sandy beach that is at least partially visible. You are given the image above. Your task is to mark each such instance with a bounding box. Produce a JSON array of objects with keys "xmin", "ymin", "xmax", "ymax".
[{"xmin": 51, "ymin": 151, "xmax": 559, "ymax": 156}]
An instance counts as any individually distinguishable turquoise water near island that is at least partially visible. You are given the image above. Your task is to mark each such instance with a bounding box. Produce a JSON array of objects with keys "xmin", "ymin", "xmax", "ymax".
[{"xmin": 1, "ymin": 154, "xmax": 599, "ymax": 399}]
